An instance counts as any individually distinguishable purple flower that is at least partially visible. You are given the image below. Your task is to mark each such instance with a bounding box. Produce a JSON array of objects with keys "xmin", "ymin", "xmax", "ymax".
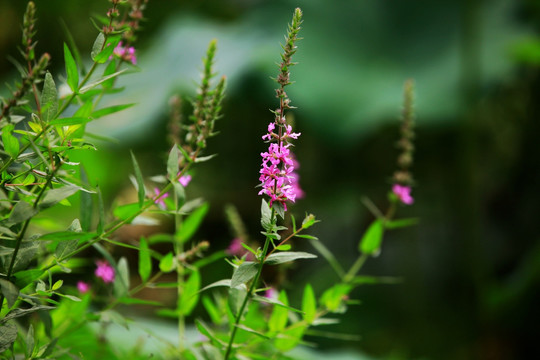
[
  {"xmin": 264, "ymin": 287, "xmax": 278, "ymax": 301},
  {"xmin": 95, "ymin": 260, "xmax": 115, "ymax": 283},
  {"xmin": 179, "ymin": 174, "xmax": 192, "ymax": 187},
  {"xmin": 258, "ymin": 122, "xmax": 301, "ymax": 210},
  {"xmin": 77, "ymin": 281, "xmax": 90, "ymax": 294},
  {"xmin": 153, "ymin": 187, "xmax": 169, "ymax": 208},
  {"xmin": 392, "ymin": 184, "xmax": 414, "ymax": 205},
  {"xmin": 111, "ymin": 42, "xmax": 137, "ymax": 65}
]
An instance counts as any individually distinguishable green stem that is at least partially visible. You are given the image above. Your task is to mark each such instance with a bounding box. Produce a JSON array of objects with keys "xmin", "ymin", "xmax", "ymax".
[
  {"xmin": 174, "ymin": 182, "xmax": 185, "ymax": 354},
  {"xmin": 343, "ymin": 253, "xmax": 368, "ymax": 283},
  {"xmin": 224, "ymin": 210, "xmax": 275, "ymax": 360}
]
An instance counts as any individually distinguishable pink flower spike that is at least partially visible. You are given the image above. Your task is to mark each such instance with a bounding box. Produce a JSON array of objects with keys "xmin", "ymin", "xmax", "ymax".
[
  {"xmin": 95, "ymin": 260, "xmax": 115, "ymax": 283},
  {"xmin": 392, "ymin": 184, "xmax": 414, "ymax": 205},
  {"xmin": 226, "ymin": 238, "xmax": 244, "ymax": 256},
  {"xmin": 179, "ymin": 174, "xmax": 192, "ymax": 187},
  {"xmin": 153, "ymin": 187, "xmax": 169, "ymax": 208},
  {"xmin": 77, "ymin": 281, "xmax": 90, "ymax": 294}
]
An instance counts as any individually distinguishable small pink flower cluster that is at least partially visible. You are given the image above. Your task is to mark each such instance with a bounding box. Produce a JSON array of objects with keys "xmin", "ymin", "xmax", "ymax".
[
  {"xmin": 95, "ymin": 260, "xmax": 115, "ymax": 283},
  {"xmin": 76, "ymin": 260, "xmax": 116, "ymax": 294},
  {"xmin": 392, "ymin": 184, "xmax": 414, "ymax": 205},
  {"xmin": 258, "ymin": 120, "xmax": 302, "ymax": 210},
  {"xmin": 112, "ymin": 42, "xmax": 137, "ymax": 65}
]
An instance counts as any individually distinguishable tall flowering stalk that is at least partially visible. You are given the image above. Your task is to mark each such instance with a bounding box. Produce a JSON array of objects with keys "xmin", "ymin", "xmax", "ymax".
[
  {"xmin": 258, "ymin": 9, "xmax": 303, "ymax": 212},
  {"xmin": 224, "ymin": 8, "xmax": 303, "ymax": 360},
  {"xmin": 391, "ymin": 79, "xmax": 416, "ymax": 205}
]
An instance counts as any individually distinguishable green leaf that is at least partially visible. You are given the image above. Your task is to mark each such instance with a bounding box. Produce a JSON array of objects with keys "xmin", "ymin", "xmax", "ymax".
[
  {"xmin": 26, "ymin": 324, "xmax": 35, "ymax": 358},
  {"xmin": 114, "ymin": 257, "xmax": 130, "ymax": 298},
  {"xmin": 12, "ymin": 269, "xmax": 43, "ymax": 289},
  {"xmin": 39, "ymin": 186, "xmax": 80, "ymax": 210},
  {"xmin": 80, "ymin": 167, "xmax": 93, "ymax": 232},
  {"xmin": 202, "ymin": 296, "xmax": 222, "ymax": 325},
  {"xmin": 117, "ymin": 297, "xmax": 162, "ymax": 307},
  {"xmin": 0, "ymin": 322, "xmax": 17, "ymax": 352},
  {"xmin": 228, "ymin": 284, "xmax": 247, "ymax": 316},
  {"xmin": 93, "ymin": 36, "xmax": 121, "ymax": 63},
  {"xmin": 2, "ymin": 124, "xmax": 19, "ymax": 158},
  {"xmin": 48, "ymin": 117, "xmax": 92, "ymax": 126},
  {"xmin": 79, "ymin": 69, "xmax": 128, "ymax": 94},
  {"xmin": 275, "ymin": 244, "xmax": 291, "ymax": 251},
  {"xmin": 176, "ymin": 203, "xmax": 209, "ymax": 244},
  {"xmin": 0, "ymin": 279, "xmax": 19, "ymax": 308},
  {"xmin": 269, "ymin": 290, "xmax": 289, "ymax": 333},
  {"xmin": 195, "ymin": 319, "xmax": 225, "ymax": 346},
  {"xmin": 97, "ymin": 186, "xmax": 105, "ymax": 234},
  {"xmin": 385, "ymin": 217, "xmax": 419, "ymax": 229},
  {"xmin": 178, "ymin": 270, "xmax": 200, "ymax": 316},
  {"xmin": 101, "ymin": 60, "xmax": 116, "ymax": 89},
  {"xmin": 235, "ymin": 324, "xmax": 270, "ymax": 339},
  {"xmin": 64, "ymin": 43, "xmax": 79, "ymax": 92},
  {"xmin": 274, "ymin": 325, "xmax": 306, "ymax": 352},
  {"xmin": 199, "ymin": 279, "xmax": 231, "ymax": 293},
  {"xmin": 159, "ymin": 252, "xmax": 175, "ymax": 272},
  {"xmin": 138, "ymin": 237, "xmax": 151, "ymax": 282},
  {"xmin": 167, "ymin": 145, "xmax": 179, "ymax": 182},
  {"xmin": 92, "ymin": 103, "xmax": 136, "ymax": 119},
  {"xmin": 351, "ymin": 275, "xmax": 402, "ymax": 285},
  {"xmin": 359, "ymin": 218, "xmax": 385, "ymax": 255},
  {"xmin": 130, "ymin": 151, "xmax": 146, "ymax": 208},
  {"xmin": 55, "ymin": 239, "xmax": 78, "ymax": 262},
  {"xmin": 52, "ymin": 280, "xmax": 63, "ymax": 291},
  {"xmin": 41, "ymin": 72, "xmax": 58, "ymax": 122},
  {"xmin": 260, "ymin": 199, "xmax": 272, "ymax": 231},
  {"xmin": 302, "ymin": 284, "xmax": 317, "ymax": 324},
  {"xmin": 231, "ymin": 261, "xmax": 258, "ymax": 288},
  {"xmin": 8, "ymin": 200, "xmax": 38, "ymax": 225},
  {"xmin": 265, "ymin": 251, "xmax": 317, "ymax": 265},
  {"xmin": 91, "ymin": 32, "xmax": 105, "ymax": 61},
  {"xmin": 320, "ymin": 283, "xmax": 353, "ymax": 312},
  {"xmin": 252, "ymin": 295, "xmax": 303, "ymax": 313},
  {"xmin": 294, "ymin": 234, "xmax": 318, "ymax": 241},
  {"xmin": 301, "ymin": 214, "xmax": 318, "ymax": 229},
  {"xmin": 113, "ymin": 202, "xmax": 140, "ymax": 222}
]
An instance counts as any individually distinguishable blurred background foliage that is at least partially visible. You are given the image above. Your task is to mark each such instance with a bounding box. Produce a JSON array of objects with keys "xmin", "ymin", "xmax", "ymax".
[{"xmin": 2, "ymin": 0, "xmax": 540, "ymax": 359}]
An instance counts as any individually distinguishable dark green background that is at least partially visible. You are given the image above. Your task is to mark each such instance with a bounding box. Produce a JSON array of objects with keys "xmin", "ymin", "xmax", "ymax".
[{"xmin": 1, "ymin": 0, "xmax": 539, "ymax": 359}]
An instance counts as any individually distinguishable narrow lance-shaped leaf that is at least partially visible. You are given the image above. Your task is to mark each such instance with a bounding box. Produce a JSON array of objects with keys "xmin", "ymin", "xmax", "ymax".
[
  {"xmin": 359, "ymin": 218, "xmax": 385, "ymax": 255},
  {"xmin": 130, "ymin": 151, "xmax": 145, "ymax": 207},
  {"xmin": 268, "ymin": 290, "xmax": 289, "ymax": 333},
  {"xmin": 167, "ymin": 145, "xmax": 179, "ymax": 182},
  {"xmin": 93, "ymin": 36, "xmax": 121, "ymax": 63},
  {"xmin": 261, "ymin": 199, "xmax": 272, "ymax": 231},
  {"xmin": 264, "ymin": 251, "xmax": 317, "ymax": 265},
  {"xmin": 93, "ymin": 103, "xmax": 136, "ymax": 119},
  {"xmin": 176, "ymin": 203, "xmax": 209, "ymax": 244},
  {"xmin": 302, "ymin": 283, "xmax": 317, "ymax": 323},
  {"xmin": 138, "ymin": 237, "xmax": 151, "ymax": 282},
  {"xmin": 64, "ymin": 43, "xmax": 79, "ymax": 92},
  {"xmin": 41, "ymin": 72, "xmax": 58, "ymax": 122},
  {"xmin": 178, "ymin": 270, "xmax": 200, "ymax": 316}
]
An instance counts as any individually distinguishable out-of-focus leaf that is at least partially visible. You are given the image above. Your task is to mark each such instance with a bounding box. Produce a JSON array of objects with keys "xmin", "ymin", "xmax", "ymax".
[
  {"xmin": 302, "ymin": 283, "xmax": 317, "ymax": 323},
  {"xmin": 92, "ymin": 103, "xmax": 136, "ymax": 119},
  {"xmin": 167, "ymin": 145, "xmax": 179, "ymax": 182},
  {"xmin": 228, "ymin": 284, "xmax": 247, "ymax": 316},
  {"xmin": 385, "ymin": 217, "xmax": 419, "ymax": 230},
  {"xmin": 269, "ymin": 290, "xmax": 289, "ymax": 333},
  {"xmin": 138, "ymin": 237, "xmax": 151, "ymax": 282},
  {"xmin": 113, "ymin": 202, "xmax": 140, "ymax": 222},
  {"xmin": 176, "ymin": 203, "xmax": 209, "ymax": 244},
  {"xmin": 359, "ymin": 218, "xmax": 385, "ymax": 255},
  {"xmin": 130, "ymin": 151, "xmax": 146, "ymax": 207},
  {"xmin": 49, "ymin": 117, "xmax": 91, "ymax": 126},
  {"xmin": 113, "ymin": 257, "xmax": 130, "ymax": 298},
  {"xmin": 64, "ymin": 43, "xmax": 79, "ymax": 92},
  {"xmin": 178, "ymin": 270, "xmax": 200, "ymax": 316},
  {"xmin": 159, "ymin": 252, "xmax": 175, "ymax": 273}
]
